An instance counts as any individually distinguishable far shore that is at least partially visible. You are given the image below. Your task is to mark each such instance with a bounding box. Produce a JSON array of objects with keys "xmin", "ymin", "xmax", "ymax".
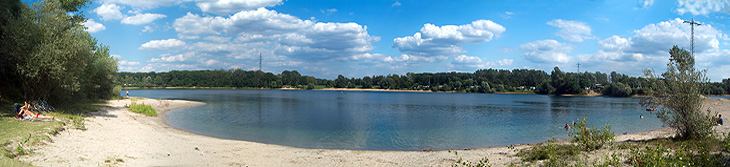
[{"xmin": 21, "ymin": 96, "xmax": 730, "ymax": 166}]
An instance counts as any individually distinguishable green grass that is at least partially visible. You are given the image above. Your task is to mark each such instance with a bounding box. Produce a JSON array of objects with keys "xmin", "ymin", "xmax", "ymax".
[
  {"xmin": 129, "ymin": 100, "xmax": 157, "ymax": 116},
  {"xmin": 0, "ymin": 100, "xmax": 102, "ymax": 165}
]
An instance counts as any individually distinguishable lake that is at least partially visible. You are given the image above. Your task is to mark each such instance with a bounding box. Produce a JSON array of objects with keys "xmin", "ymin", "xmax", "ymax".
[{"xmin": 124, "ymin": 89, "xmax": 662, "ymax": 151}]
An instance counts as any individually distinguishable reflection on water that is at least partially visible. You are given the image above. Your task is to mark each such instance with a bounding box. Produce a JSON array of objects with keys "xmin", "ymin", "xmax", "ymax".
[{"xmin": 126, "ymin": 89, "xmax": 662, "ymax": 151}]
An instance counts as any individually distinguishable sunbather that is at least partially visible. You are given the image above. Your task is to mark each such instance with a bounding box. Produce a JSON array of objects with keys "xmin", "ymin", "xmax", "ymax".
[{"xmin": 19, "ymin": 102, "xmax": 54, "ymax": 120}]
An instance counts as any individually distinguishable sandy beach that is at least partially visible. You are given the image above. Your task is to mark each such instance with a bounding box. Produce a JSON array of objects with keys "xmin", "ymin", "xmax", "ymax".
[{"xmin": 19, "ymin": 98, "xmax": 730, "ymax": 166}]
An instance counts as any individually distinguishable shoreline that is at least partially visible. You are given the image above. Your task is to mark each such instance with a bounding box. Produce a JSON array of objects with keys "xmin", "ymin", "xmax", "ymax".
[{"xmin": 20, "ymin": 98, "xmax": 730, "ymax": 166}]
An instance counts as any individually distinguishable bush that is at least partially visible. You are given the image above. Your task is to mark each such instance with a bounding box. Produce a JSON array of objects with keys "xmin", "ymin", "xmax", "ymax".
[
  {"xmin": 129, "ymin": 100, "xmax": 157, "ymax": 116},
  {"xmin": 643, "ymin": 46, "xmax": 715, "ymax": 139},
  {"xmin": 570, "ymin": 115, "xmax": 614, "ymax": 151},
  {"xmin": 112, "ymin": 85, "xmax": 122, "ymax": 97},
  {"xmin": 602, "ymin": 82, "xmax": 632, "ymax": 97},
  {"xmin": 517, "ymin": 138, "xmax": 579, "ymax": 162},
  {"xmin": 629, "ymin": 142, "xmax": 729, "ymax": 167}
]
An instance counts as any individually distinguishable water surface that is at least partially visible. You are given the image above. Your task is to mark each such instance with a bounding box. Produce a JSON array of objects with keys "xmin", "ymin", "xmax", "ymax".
[{"xmin": 125, "ymin": 89, "xmax": 662, "ymax": 151}]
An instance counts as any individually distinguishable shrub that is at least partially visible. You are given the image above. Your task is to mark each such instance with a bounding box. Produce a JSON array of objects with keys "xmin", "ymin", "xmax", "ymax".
[
  {"xmin": 570, "ymin": 115, "xmax": 615, "ymax": 151},
  {"xmin": 642, "ymin": 46, "xmax": 715, "ymax": 139},
  {"xmin": 629, "ymin": 142, "xmax": 729, "ymax": 167},
  {"xmin": 112, "ymin": 85, "xmax": 123, "ymax": 97},
  {"xmin": 129, "ymin": 100, "xmax": 157, "ymax": 116},
  {"xmin": 517, "ymin": 138, "xmax": 579, "ymax": 163}
]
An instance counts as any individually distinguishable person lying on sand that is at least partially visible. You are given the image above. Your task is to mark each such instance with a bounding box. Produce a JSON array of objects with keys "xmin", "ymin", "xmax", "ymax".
[{"xmin": 18, "ymin": 102, "xmax": 54, "ymax": 121}]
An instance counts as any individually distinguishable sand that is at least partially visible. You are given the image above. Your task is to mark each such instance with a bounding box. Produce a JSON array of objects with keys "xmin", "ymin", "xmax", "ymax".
[{"xmin": 19, "ymin": 98, "xmax": 730, "ymax": 167}]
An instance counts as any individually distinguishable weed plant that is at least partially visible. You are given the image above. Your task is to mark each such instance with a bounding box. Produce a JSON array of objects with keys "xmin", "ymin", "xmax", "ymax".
[
  {"xmin": 129, "ymin": 100, "xmax": 157, "ymax": 116},
  {"xmin": 570, "ymin": 115, "xmax": 615, "ymax": 151}
]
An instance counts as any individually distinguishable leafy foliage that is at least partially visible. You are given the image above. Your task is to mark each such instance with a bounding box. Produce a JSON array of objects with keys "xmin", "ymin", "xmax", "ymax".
[
  {"xmin": 629, "ymin": 142, "xmax": 729, "ymax": 167},
  {"xmin": 129, "ymin": 100, "xmax": 157, "ymax": 117},
  {"xmin": 602, "ymin": 82, "xmax": 632, "ymax": 97},
  {"xmin": 643, "ymin": 46, "xmax": 715, "ymax": 139},
  {"xmin": 0, "ymin": 0, "xmax": 117, "ymax": 104},
  {"xmin": 570, "ymin": 115, "xmax": 615, "ymax": 151}
]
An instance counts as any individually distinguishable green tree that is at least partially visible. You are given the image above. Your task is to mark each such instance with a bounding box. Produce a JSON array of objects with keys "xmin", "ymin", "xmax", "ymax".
[
  {"xmin": 602, "ymin": 82, "xmax": 632, "ymax": 97},
  {"xmin": 362, "ymin": 76, "xmax": 372, "ymax": 88},
  {"xmin": 335, "ymin": 75, "xmax": 348, "ymax": 88},
  {"xmin": 643, "ymin": 45, "xmax": 715, "ymax": 139}
]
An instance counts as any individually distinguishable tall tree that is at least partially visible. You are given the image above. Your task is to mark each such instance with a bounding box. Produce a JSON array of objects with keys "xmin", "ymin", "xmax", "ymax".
[{"xmin": 643, "ymin": 45, "xmax": 714, "ymax": 139}]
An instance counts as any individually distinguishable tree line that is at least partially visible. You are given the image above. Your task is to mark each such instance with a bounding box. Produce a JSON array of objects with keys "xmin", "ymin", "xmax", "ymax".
[
  {"xmin": 117, "ymin": 68, "xmax": 730, "ymax": 97},
  {"xmin": 0, "ymin": 0, "xmax": 118, "ymax": 105}
]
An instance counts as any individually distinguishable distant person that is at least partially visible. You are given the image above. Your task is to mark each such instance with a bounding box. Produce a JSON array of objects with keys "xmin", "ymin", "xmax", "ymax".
[
  {"xmin": 640, "ymin": 115, "xmax": 644, "ymax": 119},
  {"xmin": 126, "ymin": 90, "xmax": 129, "ymax": 97},
  {"xmin": 564, "ymin": 123, "xmax": 570, "ymax": 131},
  {"xmin": 718, "ymin": 114, "xmax": 724, "ymax": 126}
]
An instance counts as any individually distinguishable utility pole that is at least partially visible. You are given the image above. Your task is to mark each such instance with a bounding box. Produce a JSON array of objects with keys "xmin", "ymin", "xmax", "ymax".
[{"xmin": 683, "ymin": 18, "xmax": 701, "ymax": 57}]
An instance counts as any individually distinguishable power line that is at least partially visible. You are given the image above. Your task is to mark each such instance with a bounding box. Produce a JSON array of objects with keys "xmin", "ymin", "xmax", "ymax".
[{"xmin": 683, "ymin": 18, "xmax": 701, "ymax": 57}]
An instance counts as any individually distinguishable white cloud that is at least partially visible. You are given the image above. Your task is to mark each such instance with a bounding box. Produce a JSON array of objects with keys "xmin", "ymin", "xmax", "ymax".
[
  {"xmin": 196, "ymin": 0, "xmax": 282, "ymax": 15},
  {"xmin": 639, "ymin": 0, "xmax": 654, "ymax": 8},
  {"xmin": 392, "ymin": 20, "xmax": 506, "ymax": 57},
  {"xmin": 93, "ymin": 4, "xmax": 124, "ymax": 20},
  {"xmin": 142, "ymin": 26, "xmax": 154, "ymax": 32},
  {"xmin": 598, "ymin": 35, "xmax": 630, "ymax": 51},
  {"xmin": 119, "ymin": 60, "xmax": 140, "ymax": 65},
  {"xmin": 676, "ymin": 0, "xmax": 730, "ymax": 15},
  {"xmin": 121, "ymin": 13, "xmax": 166, "ymax": 25},
  {"xmin": 392, "ymin": 2, "xmax": 401, "ymax": 7},
  {"xmin": 139, "ymin": 39, "xmax": 186, "ymax": 50},
  {"xmin": 83, "ymin": 19, "xmax": 106, "ymax": 33},
  {"xmin": 451, "ymin": 55, "xmax": 513, "ymax": 70},
  {"xmin": 547, "ymin": 19, "xmax": 593, "ymax": 42},
  {"xmin": 203, "ymin": 36, "xmax": 232, "ymax": 43},
  {"xmin": 101, "ymin": 0, "xmax": 179, "ymax": 8},
  {"xmin": 173, "ymin": 8, "xmax": 377, "ymax": 61},
  {"xmin": 628, "ymin": 18, "xmax": 720, "ymax": 55},
  {"xmin": 150, "ymin": 54, "xmax": 189, "ymax": 62},
  {"xmin": 320, "ymin": 8, "xmax": 337, "ymax": 14},
  {"xmin": 520, "ymin": 39, "xmax": 572, "ymax": 63}
]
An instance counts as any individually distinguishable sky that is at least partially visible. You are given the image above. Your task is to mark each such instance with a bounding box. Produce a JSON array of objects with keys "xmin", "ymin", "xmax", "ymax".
[{"xmin": 30, "ymin": 0, "xmax": 730, "ymax": 81}]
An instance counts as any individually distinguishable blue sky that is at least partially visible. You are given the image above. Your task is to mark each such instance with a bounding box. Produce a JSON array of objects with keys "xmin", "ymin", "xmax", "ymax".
[{"xmin": 41, "ymin": 0, "xmax": 730, "ymax": 80}]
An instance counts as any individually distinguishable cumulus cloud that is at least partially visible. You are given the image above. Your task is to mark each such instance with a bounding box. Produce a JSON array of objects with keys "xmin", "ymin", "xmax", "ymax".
[
  {"xmin": 392, "ymin": 20, "xmax": 506, "ymax": 57},
  {"xmin": 520, "ymin": 39, "xmax": 572, "ymax": 63},
  {"xmin": 121, "ymin": 13, "xmax": 167, "ymax": 25},
  {"xmin": 196, "ymin": 0, "xmax": 282, "ymax": 15},
  {"xmin": 139, "ymin": 39, "xmax": 186, "ymax": 50},
  {"xmin": 628, "ymin": 18, "xmax": 720, "ymax": 55},
  {"xmin": 173, "ymin": 8, "xmax": 377, "ymax": 61},
  {"xmin": 83, "ymin": 19, "xmax": 106, "ymax": 33},
  {"xmin": 547, "ymin": 19, "xmax": 593, "ymax": 42},
  {"xmin": 93, "ymin": 4, "xmax": 124, "ymax": 20},
  {"xmin": 676, "ymin": 0, "xmax": 730, "ymax": 15}
]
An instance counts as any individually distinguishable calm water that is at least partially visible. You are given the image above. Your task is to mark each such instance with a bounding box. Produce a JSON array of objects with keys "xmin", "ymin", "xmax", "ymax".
[{"xmin": 124, "ymin": 89, "xmax": 662, "ymax": 151}]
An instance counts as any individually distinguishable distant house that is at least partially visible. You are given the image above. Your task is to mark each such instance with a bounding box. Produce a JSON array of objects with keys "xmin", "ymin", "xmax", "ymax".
[{"xmin": 591, "ymin": 84, "xmax": 604, "ymax": 91}]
